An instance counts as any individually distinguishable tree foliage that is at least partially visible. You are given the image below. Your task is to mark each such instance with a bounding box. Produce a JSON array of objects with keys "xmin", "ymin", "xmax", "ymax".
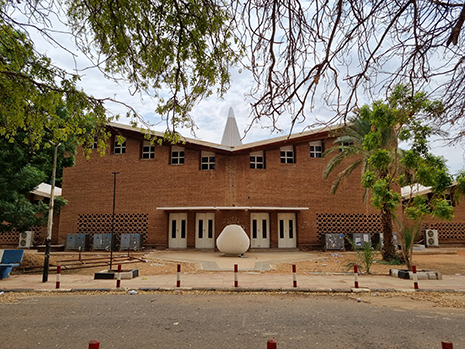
[
  {"xmin": 0, "ymin": 127, "xmax": 72, "ymax": 233},
  {"xmin": 324, "ymin": 85, "xmax": 461, "ymax": 262},
  {"xmin": 0, "ymin": 0, "xmax": 240, "ymax": 140},
  {"xmin": 5, "ymin": 1, "xmax": 465, "ymax": 142}
]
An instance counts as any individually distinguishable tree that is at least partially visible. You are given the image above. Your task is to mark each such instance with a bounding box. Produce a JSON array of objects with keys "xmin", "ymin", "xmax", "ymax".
[
  {"xmin": 0, "ymin": 128, "xmax": 71, "ymax": 233},
  {"xmin": 360, "ymin": 85, "xmax": 456, "ymax": 263},
  {"xmin": 243, "ymin": 0, "xmax": 465, "ymax": 142},
  {"xmin": 324, "ymin": 85, "xmax": 457, "ymax": 262},
  {"xmin": 5, "ymin": 1, "xmax": 465, "ymax": 143},
  {"xmin": 323, "ymin": 113, "xmax": 398, "ymax": 259},
  {"xmin": 1, "ymin": 0, "xmax": 240, "ymax": 139}
]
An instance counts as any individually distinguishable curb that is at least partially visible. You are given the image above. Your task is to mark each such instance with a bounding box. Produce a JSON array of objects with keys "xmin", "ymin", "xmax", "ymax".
[{"xmin": 1, "ymin": 287, "xmax": 464, "ymax": 294}]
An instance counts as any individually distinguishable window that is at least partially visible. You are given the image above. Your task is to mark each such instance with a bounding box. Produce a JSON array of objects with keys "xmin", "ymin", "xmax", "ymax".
[
  {"xmin": 250, "ymin": 150, "xmax": 265, "ymax": 169},
  {"xmin": 201, "ymin": 151, "xmax": 215, "ymax": 170},
  {"xmin": 446, "ymin": 193, "xmax": 454, "ymax": 206},
  {"xmin": 114, "ymin": 139, "xmax": 126, "ymax": 154},
  {"xmin": 171, "ymin": 146, "xmax": 185, "ymax": 165},
  {"xmin": 91, "ymin": 137, "xmax": 98, "ymax": 149},
  {"xmin": 339, "ymin": 141, "xmax": 353, "ymax": 152},
  {"xmin": 280, "ymin": 145, "xmax": 294, "ymax": 163},
  {"xmin": 142, "ymin": 140, "xmax": 155, "ymax": 159},
  {"xmin": 309, "ymin": 141, "xmax": 322, "ymax": 158}
]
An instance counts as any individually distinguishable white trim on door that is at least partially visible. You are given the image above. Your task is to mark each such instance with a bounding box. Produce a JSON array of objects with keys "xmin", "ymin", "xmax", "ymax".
[
  {"xmin": 250, "ymin": 213, "xmax": 270, "ymax": 248},
  {"xmin": 278, "ymin": 213, "xmax": 296, "ymax": 248},
  {"xmin": 195, "ymin": 213, "xmax": 215, "ymax": 249},
  {"xmin": 169, "ymin": 213, "xmax": 187, "ymax": 248}
]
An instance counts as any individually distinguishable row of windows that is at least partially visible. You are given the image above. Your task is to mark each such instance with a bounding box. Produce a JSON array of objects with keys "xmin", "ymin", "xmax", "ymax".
[{"xmin": 108, "ymin": 139, "xmax": 324, "ymax": 170}]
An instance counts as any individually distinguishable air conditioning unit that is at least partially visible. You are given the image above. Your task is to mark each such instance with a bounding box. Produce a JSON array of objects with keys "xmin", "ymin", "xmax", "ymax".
[
  {"xmin": 323, "ymin": 233, "xmax": 345, "ymax": 250},
  {"xmin": 120, "ymin": 233, "xmax": 142, "ymax": 251},
  {"xmin": 18, "ymin": 231, "xmax": 34, "ymax": 248},
  {"xmin": 349, "ymin": 233, "xmax": 372, "ymax": 249},
  {"xmin": 425, "ymin": 229, "xmax": 439, "ymax": 247}
]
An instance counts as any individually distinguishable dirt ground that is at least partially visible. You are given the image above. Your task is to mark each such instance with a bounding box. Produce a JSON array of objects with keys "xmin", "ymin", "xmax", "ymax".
[{"xmin": 15, "ymin": 249, "xmax": 465, "ymax": 276}]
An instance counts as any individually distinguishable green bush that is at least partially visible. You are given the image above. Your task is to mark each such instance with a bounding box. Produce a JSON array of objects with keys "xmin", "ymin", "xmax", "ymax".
[{"xmin": 346, "ymin": 237, "xmax": 382, "ymax": 274}]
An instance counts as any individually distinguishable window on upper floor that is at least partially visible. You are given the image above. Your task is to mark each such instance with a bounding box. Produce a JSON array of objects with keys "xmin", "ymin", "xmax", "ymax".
[
  {"xmin": 280, "ymin": 145, "xmax": 294, "ymax": 164},
  {"xmin": 171, "ymin": 146, "xmax": 185, "ymax": 165},
  {"xmin": 201, "ymin": 151, "xmax": 215, "ymax": 170},
  {"xmin": 142, "ymin": 140, "xmax": 155, "ymax": 159},
  {"xmin": 446, "ymin": 193, "xmax": 454, "ymax": 206},
  {"xmin": 250, "ymin": 150, "xmax": 265, "ymax": 169},
  {"xmin": 309, "ymin": 140, "xmax": 322, "ymax": 158},
  {"xmin": 91, "ymin": 137, "xmax": 98, "ymax": 149},
  {"xmin": 114, "ymin": 138, "xmax": 126, "ymax": 154},
  {"xmin": 339, "ymin": 141, "xmax": 353, "ymax": 152}
]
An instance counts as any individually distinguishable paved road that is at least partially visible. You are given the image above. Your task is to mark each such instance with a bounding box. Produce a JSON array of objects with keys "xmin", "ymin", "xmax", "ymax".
[{"xmin": 1, "ymin": 293, "xmax": 463, "ymax": 349}]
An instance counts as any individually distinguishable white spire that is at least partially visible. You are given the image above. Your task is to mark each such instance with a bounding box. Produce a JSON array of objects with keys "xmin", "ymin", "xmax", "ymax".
[{"xmin": 221, "ymin": 107, "xmax": 242, "ymax": 147}]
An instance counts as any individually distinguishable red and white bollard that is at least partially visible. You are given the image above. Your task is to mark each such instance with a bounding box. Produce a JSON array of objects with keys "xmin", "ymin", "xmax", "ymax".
[
  {"xmin": 354, "ymin": 265, "xmax": 359, "ymax": 288},
  {"xmin": 176, "ymin": 264, "xmax": 181, "ymax": 287},
  {"xmin": 267, "ymin": 338, "xmax": 277, "ymax": 349},
  {"xmin": 292, "ymin": 264, "xmax": 297, "ymax": 288},
  {"xmin": 442, "ymin": 341, "xmax": 454, "ymax": 349},
  {"xmin": 89, "ymin": 339, "xmax": 100, "ymax": 349},
  {"xmin": 234, "ymin": 264, "xmax": 238, "ymax": 287},
  {"xmin": 116, "ymin": 264, "xmax": 122, "ymax": 288},
  {"xmin": 412, "ymin": 265, "xmax": 419, "ymax": 290},
  {"xmin": 55, "ymin": 265, "xmax": 61, "ymax": 289}
]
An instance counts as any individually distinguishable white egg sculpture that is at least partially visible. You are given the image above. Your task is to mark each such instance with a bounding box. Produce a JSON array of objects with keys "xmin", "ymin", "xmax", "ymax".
[{"xmin": 216, "ymin": 224, "xmax": 250, "ymax": 256}]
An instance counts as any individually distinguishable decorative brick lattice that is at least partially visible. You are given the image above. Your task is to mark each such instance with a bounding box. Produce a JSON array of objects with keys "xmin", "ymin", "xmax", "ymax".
[
  {"xmin": 316, "ymin": 213, "xmax": 382, "ymax": 243},
  {"xmin": 422, "ymin": 222, "xmax": 465, "ymax": 242},
  {"xmin": 0, "ymin": 226, "xmax": 42, "ymax": 245},
  {"xmin": 77, "ymin": 213, "xmax": 148, "ymax": 245}
]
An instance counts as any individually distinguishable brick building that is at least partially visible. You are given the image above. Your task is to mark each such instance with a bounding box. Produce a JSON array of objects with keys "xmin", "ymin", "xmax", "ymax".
[{"xmin": 57, "ymin": 109, "xmax": 465, "ymax": 249}]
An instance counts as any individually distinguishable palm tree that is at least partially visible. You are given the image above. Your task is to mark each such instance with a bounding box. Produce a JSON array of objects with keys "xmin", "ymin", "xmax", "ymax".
[
  {"xmin": 323, "ymin": 116, "xmax": 398, "ymax": 260},
  {"xmin": 323, "ymin": 117, "xmax": 372, "ymax": 202}
]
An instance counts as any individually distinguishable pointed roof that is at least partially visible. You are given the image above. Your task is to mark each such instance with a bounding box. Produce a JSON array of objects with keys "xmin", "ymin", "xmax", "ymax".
[{"xmin": 221, "ymin": 108, "xmax": 242, "ymax": 147}]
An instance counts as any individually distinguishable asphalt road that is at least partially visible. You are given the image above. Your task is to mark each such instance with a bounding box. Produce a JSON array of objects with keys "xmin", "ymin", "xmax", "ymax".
[{"xmin": 1, "ymin": 292, "xmax": 463, "ymax": 349}]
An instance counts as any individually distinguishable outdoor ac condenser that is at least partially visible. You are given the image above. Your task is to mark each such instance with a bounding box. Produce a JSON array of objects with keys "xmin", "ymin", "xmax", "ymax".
[
  {"xmin": 425, "ymin": 229, "xmax": 439, "ymax": 247},
  {"xmin": 65, "ymin": 233, "xmax": 90, "ymax": 251},
  {"xmin": 92, "ymin": 233, "xmax": 116, "ymax": 251},
  {"xmin": 323, "ymin": 233, "xmax": 345, "ymax": 250},
  {"xmin": 120, "ymin": 233, "xmax": 142, "ymax": 251},
  {"xmin": 349, "ymin": 233, "xmax": 372, "ymax": 249},
  {"xmin": 18, "ymin": 231, "xmax": 34, "ymax": 248}
]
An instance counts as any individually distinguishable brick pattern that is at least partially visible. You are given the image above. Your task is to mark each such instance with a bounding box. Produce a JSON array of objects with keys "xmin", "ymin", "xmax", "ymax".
[
  {"xmin": 423, "ymin": 222, "xmax": 465, "ymax": 242},
  {"xmin": 316, "ymin": 213, "xmax": 382, "ymax": 243},
  {"xmin": 57, "ymin": 124, "xmax": 465, "ymax": 248},
  {"xmin": 77, "ymin": 213, "xmax": 148, "ymax": 245},
  {"xmin": 0, "ymin": 226, "xmax": 42, "ymax": 245}
]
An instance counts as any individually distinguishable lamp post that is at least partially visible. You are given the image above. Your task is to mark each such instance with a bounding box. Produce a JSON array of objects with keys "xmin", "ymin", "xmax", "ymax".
[
  {"xmin": 42, "ymin": 141, "xmax": 60, "ymax": 283},
  {"xmin": 110, "ymin": 172, "xmax": 119, "ymax": 270}
]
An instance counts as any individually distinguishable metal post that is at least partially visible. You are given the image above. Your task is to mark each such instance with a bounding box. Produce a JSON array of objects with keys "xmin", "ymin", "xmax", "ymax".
[
  {"xmin": 292, "ymin": 264, "xmax": 297, "ymax": 287},
  {"xmin": 442, "ymin": 341, "xmax": 454, "ymax": 349},
  {"xmin": 412, "ymin": 265, "xmax": 419, "ymax": 290},
  {"xmin": 354, "ymin": 265, "xmax": 359, "ymax": 288},
  {"xmin": 42, "ymin": 142, "xmax": 60, "ymax": 283},
  {"xmin": 234, "ymin": 264, "xmax": 238, "ymax": 287},
  {"xmin": 267, "ymin": 338, "xmax": 277, "ymax": 349},
  {"xmin": 89, "ymin": 340, "xmax": 100, "ymax": 349},
  {"xmin": 116, "ymin": 264, "xmax": 122, "ymax": 288},
  {"xmin": 56, "ymin": 265, "xmax": 61, "ymax": 289},
  {"xmin": 177, "ymin": 264, "xmax": 181, "ymax": 287},
  {"xmin": 110, "ymin": 172, "xmax": 119, "ymax": 271}
]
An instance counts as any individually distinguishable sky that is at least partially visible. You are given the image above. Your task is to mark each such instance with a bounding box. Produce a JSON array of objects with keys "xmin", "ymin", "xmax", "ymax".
[{"xmin": 19, "ymin": 9, "xmax": 465, "ymax": 175}]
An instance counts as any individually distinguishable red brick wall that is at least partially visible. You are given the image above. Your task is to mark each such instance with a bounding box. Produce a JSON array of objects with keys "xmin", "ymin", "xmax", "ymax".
[{"xmin": 63, "ymin": 128, "xmax": 457, "ymax": 249}]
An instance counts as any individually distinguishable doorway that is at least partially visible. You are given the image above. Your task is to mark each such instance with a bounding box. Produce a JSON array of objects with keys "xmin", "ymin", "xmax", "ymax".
[
  {"xmin": 250, "ymin": 213, "xmax": 270, "ymax": 248},
  {"xmin": 195, "ymin": 213, "xmax": 215, "ymax": 249}
]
